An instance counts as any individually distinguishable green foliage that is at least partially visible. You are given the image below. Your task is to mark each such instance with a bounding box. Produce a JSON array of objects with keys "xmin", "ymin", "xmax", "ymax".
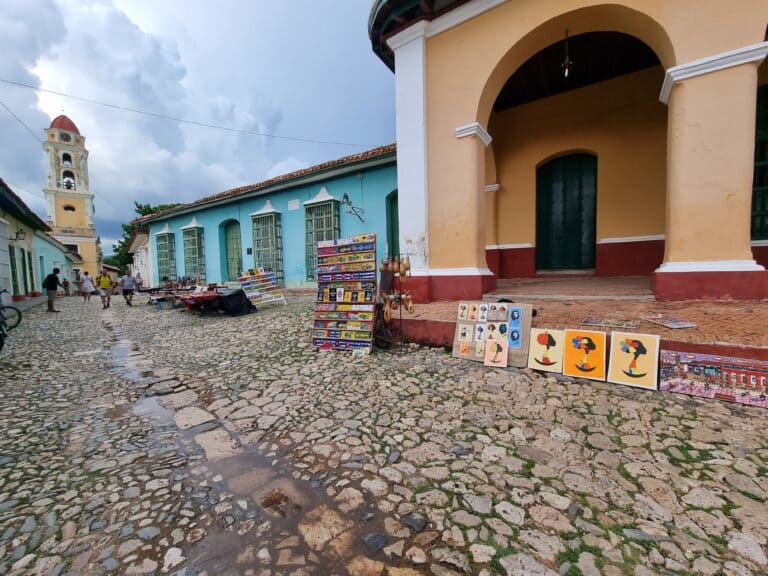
[{"xmin": 108, "ymin": 202, "xmax": 181, "ymax": 273}]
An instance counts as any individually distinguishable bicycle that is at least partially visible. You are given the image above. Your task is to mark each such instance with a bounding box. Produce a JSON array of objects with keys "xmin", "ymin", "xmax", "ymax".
[
  {"xmin": 373, "ymin": 299, "xmax": 394, "ymax": 350},
  {"xmin": 0, "ymin": 290, "xmax": 21, "ymax": 330}
]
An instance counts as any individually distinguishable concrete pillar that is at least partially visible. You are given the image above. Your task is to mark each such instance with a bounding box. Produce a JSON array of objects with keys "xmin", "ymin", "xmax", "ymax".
[{"xmin": 655, "ymin": 46, "xmax": 768, "ymax": 299}]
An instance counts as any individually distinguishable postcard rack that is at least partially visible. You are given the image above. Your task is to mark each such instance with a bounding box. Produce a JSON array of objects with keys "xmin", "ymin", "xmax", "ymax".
[
  {"xmin": 238, "ymin": 268, "xmax": 286, "ymax": 306},
  {"xmin": 312, "ymin": 233, "xmax": 377, "ymax": 351}
]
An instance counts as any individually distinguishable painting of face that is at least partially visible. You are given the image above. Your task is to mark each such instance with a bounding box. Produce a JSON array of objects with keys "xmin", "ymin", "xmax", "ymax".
[
  {"xmin": 563, "ymin": 329, "xmax": 607, "ymax": 381},
  {"xmin": 608, "ymin": 332, "xmax": 660, "ymax": 390},
  {"xmin": 527, "ymin": 328, "xmax": 566, "ymax": 373}
]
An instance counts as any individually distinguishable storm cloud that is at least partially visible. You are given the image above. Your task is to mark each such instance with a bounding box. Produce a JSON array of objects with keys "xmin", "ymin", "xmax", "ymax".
[{"xmin": 0, "ymin": 0, "xmax": 395, "ymax": 253}]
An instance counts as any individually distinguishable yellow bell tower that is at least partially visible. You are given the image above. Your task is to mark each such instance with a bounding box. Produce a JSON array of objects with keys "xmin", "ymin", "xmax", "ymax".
[{"xmin": 42, "ymin": 115, "xmax": 100, "ymax": 276}]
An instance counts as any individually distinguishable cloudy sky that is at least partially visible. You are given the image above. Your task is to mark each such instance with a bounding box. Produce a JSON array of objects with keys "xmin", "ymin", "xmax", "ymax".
[{"xmin": 0, "ymin": 0, "xmax": 395, "ymax": 254}]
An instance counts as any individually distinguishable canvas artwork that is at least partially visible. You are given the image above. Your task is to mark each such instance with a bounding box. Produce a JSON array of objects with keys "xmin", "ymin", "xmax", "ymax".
[
  {"xmin": 640, "ymin": 314, "xmax": 697, "ymax": 329},
  {"xmin": 484, "ymin": 338, "xmax": 509, "ymax": 367},
  {"xmin": 453, "ymin": 301, "xmax": 532, "ymax": 367},
  {"xmin": 563, "ymin": 329, "xmax": 608, "ymax": 381},
  {"xmin": 581, "ymin": 317, "xmax": 640, "ymax": 329},
  {"xmin": 659, "ymin": 350, "xmax": 768, "ymax": 408},
  {"xmin": 487, "ymin": 302, "xmax": 509, "ymax": 322},
  {"xmin": 607, "ymin": 331, "xmax": 661, "ymax": 390},
  {"xmin": 527, "ymin": 328, "xmax": 566, "ymax": 373},
  {"xmin": 458, "ymin": 302, "xmax": 470, "ymax": 320}
]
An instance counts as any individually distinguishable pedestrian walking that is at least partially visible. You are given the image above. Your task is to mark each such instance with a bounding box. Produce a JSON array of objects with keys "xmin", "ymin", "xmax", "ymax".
[
  {"xmin": 80, "ymin": 271, "xmax": 95, "ymax": 302},
  {"xmin": 42, "ymin": 267, "xmax": 63, "ymax": 313},
  {"xmin": 119, "ymin": 270, "xmax": 137, "ymax": 306},
  {"xmin": 135, "ymin": 272, "xmax": 144, "ymax": 291},
  {"xmin": 96, "ymin": 268, "xmax": 113, "ymax": 309}
]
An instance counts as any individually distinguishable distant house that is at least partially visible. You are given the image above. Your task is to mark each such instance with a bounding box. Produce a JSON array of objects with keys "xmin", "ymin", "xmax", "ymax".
[
  {"xmin": 139, "ymin": 145, "xmax": 397, "ymax": 288},
  {"xmin": 127, "ymin": 229, "xmax": 152, "ymax": 287},
  {"xmin": 0, "ymin": 178, "xmax": 77, "ymax": 302}
]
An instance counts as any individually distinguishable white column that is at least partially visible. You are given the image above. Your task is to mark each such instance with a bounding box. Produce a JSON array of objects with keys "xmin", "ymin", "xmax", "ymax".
[{"xmin": 388, "ymin": 21, "xmax": 429, "ymax": 273}]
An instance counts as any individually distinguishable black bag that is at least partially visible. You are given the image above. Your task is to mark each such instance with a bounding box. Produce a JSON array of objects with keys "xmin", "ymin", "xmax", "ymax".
[{"xmin": 217, "ymin": 289, "xmax": 256, "ymax": 316}]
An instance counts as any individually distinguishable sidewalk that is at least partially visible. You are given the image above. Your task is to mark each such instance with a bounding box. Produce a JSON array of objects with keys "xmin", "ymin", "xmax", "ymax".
[{"xmin": 4, "ymin": 295, "xmax": 46, "ymax": 313}]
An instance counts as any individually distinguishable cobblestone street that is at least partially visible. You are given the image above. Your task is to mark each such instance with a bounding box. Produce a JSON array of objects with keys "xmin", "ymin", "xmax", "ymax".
[{"xmin": 1, "ymin": 295, "xmax": 767, "ymax": 576}]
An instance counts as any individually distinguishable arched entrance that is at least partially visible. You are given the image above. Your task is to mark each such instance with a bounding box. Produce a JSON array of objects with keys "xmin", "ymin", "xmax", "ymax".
[
  {"xmin": 386, "ymin": 190, "xmax": 399, "ymax": 258},
  {"xmin": 536, "ymin": 153, "xmax": 597, "ymax": 271},
  {"xmin": 221, "ymin": 220, "xmax": 242, "ymax": 282}
]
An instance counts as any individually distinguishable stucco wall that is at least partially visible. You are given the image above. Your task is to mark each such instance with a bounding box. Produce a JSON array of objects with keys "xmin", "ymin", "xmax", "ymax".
[
  {"xmin": 422, "ymin": 0, "xmax": 768, "ymax": 269},
  {"xmin": 55, "ymin": 196, "xmax": 87, "ymax": 229},
  {"xmin": 489, "ymin": 66, "xmax": 667, "ymax": 246},
  {"xmin": 34, "ymin": 234, "xmax": 75, "ymax": 289},
  {"xmin": 149, "ymin": 163, "xmax": 397, "ymax": 288}
]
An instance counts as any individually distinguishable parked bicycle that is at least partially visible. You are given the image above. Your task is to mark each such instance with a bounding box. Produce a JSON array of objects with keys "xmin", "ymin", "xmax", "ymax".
[{"xmin": 0, "ymin": 289, "xmax": 22, "ymax": 353}]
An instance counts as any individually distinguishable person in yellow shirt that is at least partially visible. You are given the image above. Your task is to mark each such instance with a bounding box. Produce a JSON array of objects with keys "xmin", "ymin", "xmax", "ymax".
[{"xmin": 96, "ymin": 268, "xmax": 114, "ymax": 309}]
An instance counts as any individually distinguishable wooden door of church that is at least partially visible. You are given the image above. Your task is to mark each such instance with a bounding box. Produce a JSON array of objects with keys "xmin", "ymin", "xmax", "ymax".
[{"xmin": 224, "ymin": 221, "xmax": 242, "ymax": 282}]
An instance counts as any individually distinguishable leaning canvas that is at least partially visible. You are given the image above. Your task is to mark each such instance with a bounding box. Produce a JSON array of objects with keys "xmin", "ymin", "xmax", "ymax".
[
  {"xmin": 527, "ymin": 328, "xmax": 566, "ymax": 374},
  {"xmin": 607, "ymin": 331, "xmax": 660, "ymax": 390},
  {"xmin": 563, "ymin": 329, "xmax": 607, "ymax": 381}
]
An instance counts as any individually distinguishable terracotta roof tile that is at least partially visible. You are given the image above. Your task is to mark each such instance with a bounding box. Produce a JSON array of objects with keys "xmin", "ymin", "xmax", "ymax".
[{"xmin": 138, "ymin": 143, "xmax": 396, "ymax": 223}]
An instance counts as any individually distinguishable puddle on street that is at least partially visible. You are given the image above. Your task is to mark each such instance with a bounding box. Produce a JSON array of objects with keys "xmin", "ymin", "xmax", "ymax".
[
  {"xmin": 132, "ymin": 396, "xmax": 176, "ymax": 427},
  {"xmin": 185, "ymin": 445, "xmax": 392, "ymax": 575}
]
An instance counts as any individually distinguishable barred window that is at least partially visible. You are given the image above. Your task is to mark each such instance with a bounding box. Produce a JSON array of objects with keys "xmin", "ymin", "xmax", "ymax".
[
  {"xmin": 183, "ymin": 228, "xmax": 205, "ymax": 282},
  {"xmin": 252, "ymin": 213, "xmax": 284, "ymax": 284},
  {"xmin": 156, "ymin": 233, "xmax": 177, "ymax": 280},
  {"xmin": 305, "ymin": 201, "xmax": 339, "ymax": 280}
]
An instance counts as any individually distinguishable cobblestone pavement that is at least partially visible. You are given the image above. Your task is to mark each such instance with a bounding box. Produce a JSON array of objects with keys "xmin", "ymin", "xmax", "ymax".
[{"xmin": 1, "ymin": 295, "xmax": 767, "ymax": 576}]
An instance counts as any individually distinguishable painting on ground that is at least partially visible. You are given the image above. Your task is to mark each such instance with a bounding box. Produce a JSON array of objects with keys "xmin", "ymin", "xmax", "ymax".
[
  {"xmin": 607, "ymin": 332, "xmax": 660, "ymax": 390},
  {"xmin": 527, "ymin": 328, "xmax": 566, "ymax": 373},
  {"xmin": 659, "ymin": 350, "xmax": 768, "ymax": 408},
  {"xmin": 563, "ymin": 329, "xmax": 607, "ymax": 381}
]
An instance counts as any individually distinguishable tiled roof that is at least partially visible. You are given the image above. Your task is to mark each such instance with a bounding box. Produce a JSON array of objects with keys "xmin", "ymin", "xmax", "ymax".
[
  {"xmin": 138, "ymin": 143, "xmax": 396, "ymax": 223},
  {"xmin": 0, "ymin": 178, "xmax": 50, "ymax": 231},
  {"xmin": 50, "ymin": 115, "xmax": 80, "ymax": 135}
]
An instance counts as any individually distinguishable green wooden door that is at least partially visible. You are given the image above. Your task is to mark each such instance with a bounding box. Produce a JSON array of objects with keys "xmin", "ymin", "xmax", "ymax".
[
  {"xmin": 224, "ymin": 221, "xmax": 242, "ymax": 282},
  {"xmin": 752, "ymin": 85, "xmax": 768, "ymax": 239},
  {"xmin": 536, "ymin": 154, "xmax": 597, "ymax": 270},
  {"xmin": 386, "ymin": 191, "xmax": 399, "ymax": 258}
]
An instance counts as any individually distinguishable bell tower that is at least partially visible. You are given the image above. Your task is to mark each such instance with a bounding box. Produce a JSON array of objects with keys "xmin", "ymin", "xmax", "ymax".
[{"xmin": 42, "ymin": 115, "xmax": 100, "ymax": 274}]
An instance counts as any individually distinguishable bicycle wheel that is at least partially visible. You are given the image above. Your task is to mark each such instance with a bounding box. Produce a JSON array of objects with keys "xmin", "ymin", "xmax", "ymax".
[
  {"xmin": 1, "ymin": 306, "xmax": 21, "ymax": 330},
  {"xmin": 375, "ymin": 327, "xmax": 394, "ymax": 350}
]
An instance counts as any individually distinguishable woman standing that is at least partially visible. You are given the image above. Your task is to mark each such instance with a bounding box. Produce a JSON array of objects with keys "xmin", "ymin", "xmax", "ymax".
[{"xmin": 80, "ymin": 271, "xmax": 95, "ymax": 302}]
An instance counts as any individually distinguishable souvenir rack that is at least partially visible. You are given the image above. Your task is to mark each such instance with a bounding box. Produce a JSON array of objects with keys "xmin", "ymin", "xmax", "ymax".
[
  {"xmin": 312, "ymin": 233, "xmax": 377, "ymax": 351},
  {"xmin": 238, "ymin": 268, "xmax": 286, "ymax": 306}
]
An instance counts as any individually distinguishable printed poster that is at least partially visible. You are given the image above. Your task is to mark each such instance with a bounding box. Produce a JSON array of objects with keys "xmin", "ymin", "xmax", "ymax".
[
  {"xmin": 563, "ymin": 329, "xmax": 607, "ymax": 381},
  {"xmin": 527, "ymin": 328, "xmax": 566, "ymax": 373},
  {"xmin": 659, "ymin": 350, "xmax": 768, "ymax": 408},
  {"xmin": 607, "ymin": 332, "xmax": 660, "ymax": 390}
]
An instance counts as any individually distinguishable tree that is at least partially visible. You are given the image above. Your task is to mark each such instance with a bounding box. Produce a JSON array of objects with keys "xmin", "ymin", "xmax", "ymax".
[{"xmin": 107, "ymin": 202, "xmax": 181, "ymax": 273}]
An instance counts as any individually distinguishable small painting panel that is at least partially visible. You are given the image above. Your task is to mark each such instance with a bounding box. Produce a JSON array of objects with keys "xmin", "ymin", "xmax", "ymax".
[
  {"xmin": 457, "ymin": 301, "xmax": 470, "ymax": 320},
  {"xmin": 527, "ymin": 328, "xmax": 566, "ymax": 373},
  {"xmin": 607, "ymin": 332, "xmax": 660, "ymax": 390},
  {"xmin": 659, "ymin": 350, "xmax": 768, "ymax": 408},
  {"xmin": 484, "ymin": 338, "xmax": 509, "ymax": 368},
  {"xmin": 563, "ymin": 329, "xmax": 607, "ymax": 381}
]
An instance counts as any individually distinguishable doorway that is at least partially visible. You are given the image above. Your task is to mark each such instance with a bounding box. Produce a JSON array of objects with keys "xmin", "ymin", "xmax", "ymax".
[
  {"xmin": 536, "ymin": 153, "xmax": 597, "ymax": 270},
  {"xmin": 386, "ymin": 190, "xmax": 399, "ymax": 258},
  {"xmin": 223, "ymin": 221, "xmax": 242, "ymax": 282}
]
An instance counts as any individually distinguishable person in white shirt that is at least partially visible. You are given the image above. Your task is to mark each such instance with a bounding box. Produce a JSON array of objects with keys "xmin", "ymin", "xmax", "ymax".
[{"xmin": 80, "ymin": 271, "xmax": 95, "ymax": 303}]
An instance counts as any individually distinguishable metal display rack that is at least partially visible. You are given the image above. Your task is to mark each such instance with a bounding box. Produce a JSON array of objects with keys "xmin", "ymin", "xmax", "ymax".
[
  {"xmin": 312, "ymin": 233, "xmax": 377, "ymax": 352},
  {"xmin": 238, "ymin": 268, "xmax": 286, "ymax": 306}
]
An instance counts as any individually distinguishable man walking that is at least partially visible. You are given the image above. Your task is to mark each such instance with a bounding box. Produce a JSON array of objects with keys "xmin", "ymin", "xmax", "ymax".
[
  {"xmin": 96, "ymin": 268, "xmax": 113, "ymax": 309},
  {"xmin": 119, "ymin": 269, "xmax": 137, "ymax": 306},
  {"xmin": 42, "ymin": 267, "xmax": 63, "ymax": 313}
]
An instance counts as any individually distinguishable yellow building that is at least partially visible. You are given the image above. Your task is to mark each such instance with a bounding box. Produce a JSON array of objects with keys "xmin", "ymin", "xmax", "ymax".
[
  {"xmin": 42, "ymin": 115, "xmax": 101, "ymax": 277},
  {"xmin": 369, "ymin": 0, "xmax": 768, "ymax": 300}
]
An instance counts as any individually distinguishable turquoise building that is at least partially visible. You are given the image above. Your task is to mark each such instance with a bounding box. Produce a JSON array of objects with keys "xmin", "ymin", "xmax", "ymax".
[
  {"xmin": 141, "ymin": 145, "xmax": 397, "ymax": 288},
  {"xmin": 34, "ymin": 231, "xmax": 78, "ymax": 290}
]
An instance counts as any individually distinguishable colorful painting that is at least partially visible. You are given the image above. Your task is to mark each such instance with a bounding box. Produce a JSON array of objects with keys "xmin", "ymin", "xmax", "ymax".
[
  {"xmin": 458, "ymin": 302, "xmax": 469, "ymax": 320},
  {"xmin": 486, "ymin": 322, "xmax": 508, "ymax": 341},
  {"xmin": 484, "ymin": 338, "xmax": 509, "ymax": 368},
  {"xmin": 563, "ymin": 329, "xmax": 607, "ymax": 381},
  {"xmin": 453, "ymin": 301, "xmax": 531, "ymax": 368},
  {"xmin": 607, "ymin": 332, "xmax": 660, "ymax": 390},
  {"xmin": 527, "ymin": 328, "xmax": 565, "ymax": 373},
  {"xmin": 660, "ymin": 350, "xmax": 768, "ymax": 408}
]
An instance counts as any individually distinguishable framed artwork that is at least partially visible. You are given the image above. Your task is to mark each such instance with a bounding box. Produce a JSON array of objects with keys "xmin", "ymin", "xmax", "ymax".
[
  {"xmin": 563, "ymin": 329, "xmax": 607, "ymax": 381},
  {"xmin": 527, "ymin": 328, "xmax": 566, "ymax": 373},
  {"xmin": 660, "ymin": 350, "xmax": 768, "ymax": 408},
  {"xmin": 607, "ymin": 332, "xmax": 660, "ymax": 390},
  {"xmin": 484, "ymin": 338, "xmax": 509, "ymax": 368}
]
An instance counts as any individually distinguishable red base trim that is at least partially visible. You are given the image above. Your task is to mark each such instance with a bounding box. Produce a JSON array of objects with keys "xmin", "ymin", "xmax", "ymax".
[
  {"xmin": 408, "ymin": 274, "xmax": 494, "ymax": 303},
  {"xmin": 393, "ymin": 318, "xmax": 768, "ymax": 362},
  {"xmin": 486, "ymin": 249, "xmax": 501, "ymax": 277},
  {"xmin": 652, "ymin": 270, "xmax": 768, "ymax": 300},
  {"xmin": 496, "ymin": 247, "xmax": 536, "ymax": 278},
  {"xmin": 596, "ymin": 240, "xmax": 664, "ymax": 276},
  {"xmin": 11, "ymin": 295, "xmax": 26, "ymax": 301},
  {"xmin": 753, "ymin": 246, "xmax": 768, "ymax": 269}
]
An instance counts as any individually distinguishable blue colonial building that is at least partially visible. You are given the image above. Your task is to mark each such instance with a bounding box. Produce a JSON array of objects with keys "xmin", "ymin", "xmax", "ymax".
[{"xmin": 140, "ymin": 145, "xmax": 397, "ymax": 288}]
